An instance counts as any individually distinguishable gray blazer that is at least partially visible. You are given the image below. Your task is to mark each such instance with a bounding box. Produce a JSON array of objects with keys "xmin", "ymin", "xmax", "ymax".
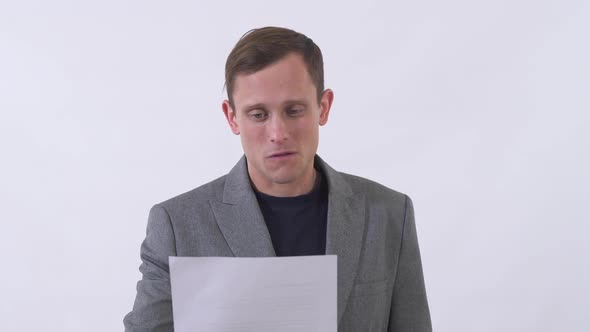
[{"xmin": 124, "ymin": 155, "xmax": 431, "ymax": 331}]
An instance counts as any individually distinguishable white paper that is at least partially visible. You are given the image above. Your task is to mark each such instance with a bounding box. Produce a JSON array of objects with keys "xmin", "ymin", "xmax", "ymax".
[{"xmin": 169, "ymin": 255, "xmax": 337, "ymax": 332}]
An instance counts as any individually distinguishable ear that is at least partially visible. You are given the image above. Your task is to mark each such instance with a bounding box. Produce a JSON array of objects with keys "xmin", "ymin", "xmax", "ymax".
[
  {"xmin": 318, "ymin": 88, "xmax": 334, "ymax": 126},
  {"xmin": 222, "ymin": 100, "xmax": 240, "ymax": 135}
]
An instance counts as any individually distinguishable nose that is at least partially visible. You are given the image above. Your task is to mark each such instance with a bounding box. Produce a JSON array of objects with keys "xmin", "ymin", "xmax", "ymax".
[{"xmin": 268, "ymin": 114, "xmax": 289, "ymax": 143}]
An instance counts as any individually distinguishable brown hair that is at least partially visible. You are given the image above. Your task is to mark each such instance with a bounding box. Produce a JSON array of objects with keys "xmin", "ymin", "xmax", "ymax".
[{"xmin": 224, "ymin": 26, "xmax": 324, "ymax": 109}]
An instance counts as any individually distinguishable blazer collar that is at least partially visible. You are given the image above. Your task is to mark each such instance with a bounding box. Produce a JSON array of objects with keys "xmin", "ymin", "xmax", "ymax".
[
  {"xmin": 212, "ymin": 155, "xmax": 366, "ymax": 323},
  {"xmin": 316, "ymin": 155, "xmax": 367, "ymax": 323},
  {"xmin": 211, "ymin": 155, "xmax": 276, "ymax": 257},
  {"xmin": 221, "ymin": 154, "xmax": 355, "ymax": 203}
]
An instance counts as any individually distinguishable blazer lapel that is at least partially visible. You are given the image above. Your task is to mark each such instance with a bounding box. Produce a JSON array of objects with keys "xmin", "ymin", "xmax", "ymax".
[
  {"xmin": 317, "ymin": 156, "xmax": 367, "ymax": 324},
  {"xmin": 210, "ymin": 156, "xmax": 276, "ymax": 257}
]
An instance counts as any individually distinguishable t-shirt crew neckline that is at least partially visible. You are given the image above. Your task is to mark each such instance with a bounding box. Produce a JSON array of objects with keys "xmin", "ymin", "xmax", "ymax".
[{"xmin": 252, "ymin": 166, "xmax": 324, "ymax": 203}]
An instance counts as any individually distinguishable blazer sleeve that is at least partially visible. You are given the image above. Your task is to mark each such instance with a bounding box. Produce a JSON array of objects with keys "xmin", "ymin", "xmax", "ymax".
[
  {"xmin": 388, "ymin": 195, "xmax": 432, "ymax": 331},
  {"xmin": 124, "ymin": 205, "xmax": 177, "ymax": 332}
]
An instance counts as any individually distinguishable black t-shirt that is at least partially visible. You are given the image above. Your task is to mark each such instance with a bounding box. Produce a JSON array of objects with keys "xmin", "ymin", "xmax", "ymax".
[{"xmin": 253, "ymin": 167, "xmax": 328, "ymax": 257}]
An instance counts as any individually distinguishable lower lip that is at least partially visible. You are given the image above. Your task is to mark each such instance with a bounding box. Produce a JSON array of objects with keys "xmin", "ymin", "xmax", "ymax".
[{"xmin": 269, "ymin": 153, "xmax": 295, "ymax": 160}]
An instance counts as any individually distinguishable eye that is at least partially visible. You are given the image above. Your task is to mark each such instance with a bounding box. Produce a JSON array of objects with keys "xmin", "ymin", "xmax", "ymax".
[
  {"xmin": 249, "ymin": 110, "xmax": 267, "ymax": 120},
  {"xmin": 287, "ymin": 108, "xmax": 304, "ymax": 116}
]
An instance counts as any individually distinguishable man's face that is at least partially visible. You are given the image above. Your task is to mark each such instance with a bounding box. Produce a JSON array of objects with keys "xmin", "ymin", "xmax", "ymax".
[{"xmin": 222, "ymin": 53, "xmax": 333, "ymax": 195}]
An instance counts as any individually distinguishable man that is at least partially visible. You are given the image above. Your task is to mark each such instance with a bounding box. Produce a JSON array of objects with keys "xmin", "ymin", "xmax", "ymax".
[{"xmin": 124, "ymin": 26, "xmax": 431, "ymax": 331}]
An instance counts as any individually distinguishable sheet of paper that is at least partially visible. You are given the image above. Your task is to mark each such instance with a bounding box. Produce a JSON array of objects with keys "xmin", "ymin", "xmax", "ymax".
[{"xmin": 169, "ymin": 255, "xmax": 337, "ymax": 332}]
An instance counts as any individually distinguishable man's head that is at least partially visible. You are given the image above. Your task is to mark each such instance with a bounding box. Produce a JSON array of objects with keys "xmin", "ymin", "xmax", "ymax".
[
  {"xmin": 224, "ymin": 26, "xmax": 325, "ymax": 109},
  {"xmin": 222, "ymin": 27, "xmax": 334, "ymax": 197}
]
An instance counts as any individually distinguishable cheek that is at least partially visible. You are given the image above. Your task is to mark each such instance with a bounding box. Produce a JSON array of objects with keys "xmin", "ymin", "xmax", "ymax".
[
  {"xmin": 239, "ymin": 126, "xmax": 265, "ymax": 151},
  {"xmin": 297, "ymin": 121, "xmax": 319, "ymax": 141}
]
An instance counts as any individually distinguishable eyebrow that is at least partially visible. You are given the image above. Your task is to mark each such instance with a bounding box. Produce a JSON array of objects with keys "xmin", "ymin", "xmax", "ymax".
[
  {"xmin": 242, "ymin": 103, "xmax": 266, "ymax": 112},
  {"xmin": 242, "ymin": 99, "xmax": 309, "ymax": 112}
]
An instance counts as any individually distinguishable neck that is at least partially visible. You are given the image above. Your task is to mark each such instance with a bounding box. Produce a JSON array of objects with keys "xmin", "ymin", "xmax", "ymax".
[{"xmin": 249, "ymin": 166, "xmax": 317, "ymax": 197}]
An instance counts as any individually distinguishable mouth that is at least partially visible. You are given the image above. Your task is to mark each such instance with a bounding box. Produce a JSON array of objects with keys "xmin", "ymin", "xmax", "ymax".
[{"xmin": 268, "ymin": 151, "xmax": 296, "ymax": 159}]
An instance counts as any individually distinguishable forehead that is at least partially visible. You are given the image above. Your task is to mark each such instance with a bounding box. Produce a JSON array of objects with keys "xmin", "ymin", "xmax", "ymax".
[{"xmin": 232, "ymin": 53, "xmax": 316, "ymax": 109}]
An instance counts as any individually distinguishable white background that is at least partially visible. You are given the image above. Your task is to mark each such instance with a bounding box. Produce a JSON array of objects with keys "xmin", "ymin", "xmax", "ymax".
[{"xmin": 1, "ymin": 0, "xmax": 588, "ymax": 331}]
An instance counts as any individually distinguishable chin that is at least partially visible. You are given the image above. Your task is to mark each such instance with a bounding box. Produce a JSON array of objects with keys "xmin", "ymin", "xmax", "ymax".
[{"xmin": 269, "ymin": 173, "xmax": 299, "ymax": 185}]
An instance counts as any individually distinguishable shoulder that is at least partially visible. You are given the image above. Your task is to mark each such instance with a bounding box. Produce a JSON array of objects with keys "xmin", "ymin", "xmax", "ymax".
[
  {"xmin": 154, "ymin": 174, "xmax": 228, "ymax": 212},
  {"xmin": 335, "ymin": 171, "xmax": 416, "ymax": 234},
  {"xmin": 338, "ymin": 171, "xmax": 410, "ymax": 208},
  {"xmin": 316, "ymin": 154, "xmax": 410, "ymax": 206}
]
